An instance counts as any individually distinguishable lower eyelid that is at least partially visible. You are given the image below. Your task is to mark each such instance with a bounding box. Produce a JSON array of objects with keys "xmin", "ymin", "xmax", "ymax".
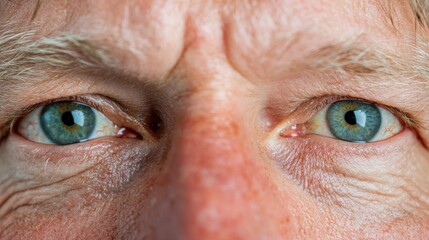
[
  {"xmin": 6, "ymin": 132, "xmax": 147, "ymax": 170},
  {"xmin": 310, "ymin": 127, "xmax": 413, "ymax": 152}
]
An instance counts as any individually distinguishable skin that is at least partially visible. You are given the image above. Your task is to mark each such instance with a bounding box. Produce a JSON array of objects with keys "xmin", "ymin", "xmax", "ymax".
[{"xmin": 0, "ymin": 0, "xmax": 429, "ymax": 239}]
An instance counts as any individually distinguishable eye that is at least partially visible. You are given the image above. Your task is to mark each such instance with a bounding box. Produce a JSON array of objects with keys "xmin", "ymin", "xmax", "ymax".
[
  {"xmin": 17, "ymin": 101, "xmax": 121, "ymax": 145},
  {"xmin": 307, "ymin": 100, "xmax": 403, "ymax": 143}
]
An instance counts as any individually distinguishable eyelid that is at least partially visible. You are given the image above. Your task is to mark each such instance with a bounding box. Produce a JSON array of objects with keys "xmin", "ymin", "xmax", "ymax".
[
  {"xmin": 10, "ymin": 95, "xmax": 157, "ymax": 143},
  {"xmin": 298, "ymin": 95, "xmax": 414, "ymax": 127},
  {"xmin": 10, "ymin": 95, "xmax": 103, "ymax": 122},
  {"xmin": 269, "ymin": 95, "xmax": 417, "ymax": 140}
]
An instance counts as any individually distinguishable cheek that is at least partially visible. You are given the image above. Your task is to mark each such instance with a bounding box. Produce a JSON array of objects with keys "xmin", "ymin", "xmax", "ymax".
[
  {"xmin": 7, "ymin": 203, "xmax": 121, "ymax": 239},
  {"xmin": 0, "ymin": 163, "xmax": 161, "ymax": 239},
  {"xmin": 0, "ymin": 134, "xmax": 159, "ymax": 237},
  {"xmin": 270, "ymin": 128, "xmax": 429, "ymax": 233},
  {"xmin": 3, "ymin": 205, "xmax": 117, "ymax": 239}
]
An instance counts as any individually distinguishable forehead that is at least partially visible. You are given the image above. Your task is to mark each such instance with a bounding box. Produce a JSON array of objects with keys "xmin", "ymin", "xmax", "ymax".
[
  {"xmin": 2, "ymin": 0, "xmax": 414, "ymax": 33},
  {"xmin": 0, "ymin": 0, "xmax": 416, "ymax": 80}
]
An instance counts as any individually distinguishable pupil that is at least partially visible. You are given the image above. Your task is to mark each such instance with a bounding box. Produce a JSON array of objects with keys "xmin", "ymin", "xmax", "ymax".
[
  {"xmin": 344, "ymin": 111, "xmax": 357, "ymax": 125},
  {"xmin": 61, "ymin": 111, "xmax": 75, "ymax": 126}
]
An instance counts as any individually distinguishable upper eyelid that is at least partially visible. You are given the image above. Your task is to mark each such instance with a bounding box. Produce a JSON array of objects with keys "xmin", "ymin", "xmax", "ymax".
[
  {"xmin": 10, "ymin": 94, "xmax": 419, "ymax": 127},
  {"xmin": 7, "ymin": 95, "xmax": 109, "ymax": 138},
  {"xmin": 18, "ymin": 95, "xmax": 108, "ymax": 116},
  {"xmin": 4, "ymin": 94, "xmax": 420, "ymax": 142},
  {"xmin": 9, "ymin": 94, "xmax": 157, "ymax": 141},
  {"xmin": 14, "ymin": 94, "xmax": 131, "ymax": 124},
  {"xmin": 284, "ymin": 95, "xmax": 416, "ymax": 129}
]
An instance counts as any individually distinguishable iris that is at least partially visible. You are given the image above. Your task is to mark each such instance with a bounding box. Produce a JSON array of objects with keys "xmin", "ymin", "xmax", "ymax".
[
  {"xmin": 40, "ymin": 102, "xmax": 96, "ymax": 145},
  {"xmin": 327, "ymin": 100, "xmax": 381, "ymax": 142}
]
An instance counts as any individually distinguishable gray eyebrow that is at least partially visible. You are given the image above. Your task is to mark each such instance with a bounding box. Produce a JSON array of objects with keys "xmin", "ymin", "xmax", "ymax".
[
  {"xmin": 0, "ymin": 29, "xmax": 113, "ymax": 85},
  {"xmin": 0, "ymin": 30, "xmax": 429, "ymax": 79},
  {"xmin": 0, "ymin": 28, "xmax": 428, "ymax": 91},
  {"xmin": 0, "ymin": 27, "xmax": 428, "ymax": 134},
  {"xmin": 304, "ymin": 38, "xmax": 427, "ymax": 79}
]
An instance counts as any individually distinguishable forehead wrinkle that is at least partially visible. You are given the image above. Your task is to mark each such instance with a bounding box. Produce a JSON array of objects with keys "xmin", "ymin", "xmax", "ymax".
[
  {"xmin": 1, "ymin": 26, "xmax": 428, "ymax": 89},
  {"xmin": 408, "ymin": 0, "xmax": 429, "ymax": 28},
  {"xmin": 375, "ymin": 0, "xmax": 429, "ymax": 30},
  {"xmin": 2, "ymin": 3, "xmax": 429, "ymax": 90},
  {"xmin": 30, "ymin": 0, "xmax": 42, "ymax": 22},
  {"xmin": 223, "ymin": 1, "xmax": 400, "ymax": 82}
]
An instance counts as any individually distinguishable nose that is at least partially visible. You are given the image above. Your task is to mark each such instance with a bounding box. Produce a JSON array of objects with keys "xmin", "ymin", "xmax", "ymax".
[
  {"xmin": 138, "ymin": 15, "xmax": 303, "ymax": 238},
  {"xmin": 150, "ymin": 87, "xmax": 298, "ymax": 240}
]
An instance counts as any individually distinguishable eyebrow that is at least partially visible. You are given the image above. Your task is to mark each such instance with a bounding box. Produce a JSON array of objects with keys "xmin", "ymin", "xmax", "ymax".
[
  {"xmin": 0, "ymin": 27, "xmax": 427, "ymax": 134},
  {"xmin": 0, "ymin": 27, "xmax": 428, "ymax": 122},
  {"xmin": 1, "ymin": 28, "xmax": 428, "ymax": 113},
  {"xmin": 303, "ymin": 37, "xmax": 427, "ymax": 78},
  {"xmin": 1, "ymin": 29, "xmax": 428, "ymax": 84},
  {"xmin": 0, "ymin": 30, "xmax": 114, "ymax": 85}
]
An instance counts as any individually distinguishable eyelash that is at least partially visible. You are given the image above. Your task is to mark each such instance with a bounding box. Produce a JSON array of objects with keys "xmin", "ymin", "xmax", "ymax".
[
  {"xmin": 308, "ymin": 95, "xmax": 412, "ymax": 127},
  {"xmin": 270, "ymin": 95, "xmax": 414, "ymax": 141},
  {"xmin": 5, "ymin": 94, "xmax": 416, "ymax": 146},
  {"xmin": 10, "ymin": 95, "xmax": 113, "ymax": 135}
]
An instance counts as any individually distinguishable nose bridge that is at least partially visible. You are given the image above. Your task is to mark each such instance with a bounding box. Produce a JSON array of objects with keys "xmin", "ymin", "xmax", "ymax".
[
  {"xmin": 150, "ymin": 17, "xmax": 296, "ymax": 238},
  {"xmin": 157, "ymin": 82, "xmax": 294, "ymax": 239}
]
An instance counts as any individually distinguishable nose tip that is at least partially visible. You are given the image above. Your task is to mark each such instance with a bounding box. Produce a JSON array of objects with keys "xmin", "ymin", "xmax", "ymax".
[{"xmin": 156, "ymin": 99, "xmax": 296, "ymax": 239}]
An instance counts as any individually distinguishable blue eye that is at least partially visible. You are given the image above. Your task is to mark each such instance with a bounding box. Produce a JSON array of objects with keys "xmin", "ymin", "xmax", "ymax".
[
  {"xmin": 308, "ymin": 100, "xmax": 403, "ymax": 143},
  {"xmin": 326, "ymin": 101, "xmax": 381, "ymax": 142},
  {"xmin": 40, "ymin": 102, "xmax": 97, "ymax": 145},
  {"xmin": 18, "ymin": 101, "xmax": 121, "ymax": 145}
]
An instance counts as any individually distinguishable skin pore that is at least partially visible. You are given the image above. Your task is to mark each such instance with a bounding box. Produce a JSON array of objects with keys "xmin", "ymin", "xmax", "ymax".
[{"xmin": 0, "ymin": 0, "xmax": 429, "ymax": 239}]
